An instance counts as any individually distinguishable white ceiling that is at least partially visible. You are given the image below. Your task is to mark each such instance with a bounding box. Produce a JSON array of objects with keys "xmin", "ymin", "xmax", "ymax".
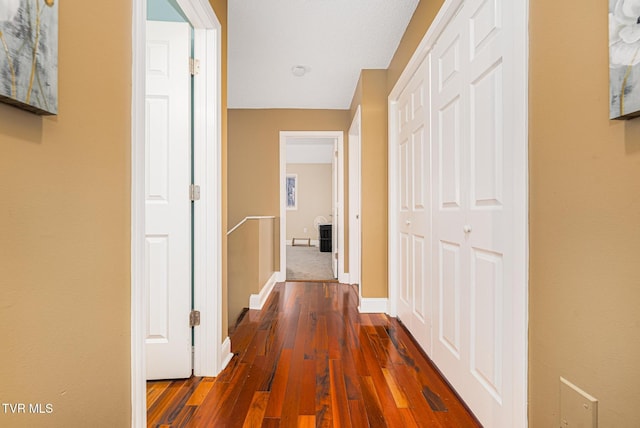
[
  {"xmin": 228, "ymin": 0, "xmax": 419, "ymax": 110},
  {"xmin": 287, "ymin": 138, "xmax": 334, "ymax": 164}
]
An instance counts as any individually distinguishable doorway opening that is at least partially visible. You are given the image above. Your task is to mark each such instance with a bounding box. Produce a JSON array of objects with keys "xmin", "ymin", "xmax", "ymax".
[
  {"xmin": 279, "ymin": 131, "xmax": 345, "ymax": 282},
  {"xmin": 131, "ymin": 0, "xmax": 227, "ymax": 426}
]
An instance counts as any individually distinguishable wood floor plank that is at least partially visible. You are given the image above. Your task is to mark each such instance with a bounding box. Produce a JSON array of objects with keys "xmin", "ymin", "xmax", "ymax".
[
  {"xmin": 264, "ymin": 348, "xmax": 293, "ymax": 418},
  {"xmin": 381, "ymin": 367, "xmax": 409, "ymax": 408},
  {"xmin": 329, "ymin": 359, "xmax": 352, "ymax": 427},
  {"xmin": 242, "ymin": 391, "xmax": 270, "ymax": 428},
  {"xmin": 184, "ymin": 378, "xmax": 215, "ymax": 406},
  {"xmin": 146, "ymin": 282, "xmax": 482, "ymax": 428},
  {"xmin": 297, "ymin": 415, "xmax": 315, "ymax": 428}
]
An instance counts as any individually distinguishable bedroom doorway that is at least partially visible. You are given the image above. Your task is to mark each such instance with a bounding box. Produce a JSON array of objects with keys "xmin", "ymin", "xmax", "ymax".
[{"xmin": 279, "ymin": 131, "xmax": 345, "ymax": 282}]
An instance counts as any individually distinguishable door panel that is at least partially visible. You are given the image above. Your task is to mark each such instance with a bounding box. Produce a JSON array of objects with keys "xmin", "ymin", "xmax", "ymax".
[
  {"xmin": 145, "ymin": 20, "xmax": 192, "ymax": 381},
  {"xmin": 395, "ymin": 57, "xmax": 432, "ymax": 352},
  {"xmin": 430, "ymin": 0, "xmax": 516, "ymax": 425}
]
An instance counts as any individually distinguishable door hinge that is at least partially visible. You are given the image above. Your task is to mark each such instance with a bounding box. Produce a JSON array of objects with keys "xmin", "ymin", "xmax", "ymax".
[
  {"xmin": 189, "ymin": 310, "xmax": 201, "ymax": 327},
  {"xmin": 189, "ymin": 58, "xmax": 200, "ymax": 76},
  {"xmin": 190, "ymin": 184, "xmax": 201, "ymax": 201}
]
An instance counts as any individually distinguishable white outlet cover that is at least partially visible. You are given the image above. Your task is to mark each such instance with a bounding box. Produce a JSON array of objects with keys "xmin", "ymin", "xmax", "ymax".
[{"xmin": 560, "ymin": 377, "xmax": 598, "ymax": 428}]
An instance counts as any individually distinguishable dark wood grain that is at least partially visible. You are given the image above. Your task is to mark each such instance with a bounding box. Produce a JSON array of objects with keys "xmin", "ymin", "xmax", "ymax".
[{"xmin": 147, "ymin": 282, "xmax": 482, "ymax": 427}]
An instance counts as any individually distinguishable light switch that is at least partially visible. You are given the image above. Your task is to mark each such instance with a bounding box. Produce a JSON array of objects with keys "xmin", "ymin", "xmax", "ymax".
[{"xmin": 560, "ymin": 377, "xmax": 597, "ymax": 428}]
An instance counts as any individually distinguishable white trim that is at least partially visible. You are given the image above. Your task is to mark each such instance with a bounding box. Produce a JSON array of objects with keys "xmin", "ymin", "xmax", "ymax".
[
  {"xmin": 336, "ymin": 135, "xmax": 346, "ymax": 281},
  {"xmin": 511, "ymin": 0, "xmax": 530, "ymax": 424},
  {"xmin": 339, "ymin": 272, "xmax": 351, "ymax": 284},
  {"xmin": 286, "ymin": 239, "xmax": 320, "ymax": 247},
  {"xmin": 130, "ymin": 2, "xmax": 146, "ymax": 426},
  {"xmin": 131, "ymin": 1, "xmax": 224, "ymax": 426},
  {"xmin": 348, "ymin": 106, "xmax": 362, "ymax": 291},
  {"xmin": 279, "ymin": 131, "xmax": 345, "ymax": 283},
  {"xmin": 190, "ymin": 8, "xmax": 224, "ymax": 378},
  {"xmin": 358, "ymin": 298, "xmax": 389, "ymax": 314},
  {"xmin": 219, "ymin": 337, "xmax": 233, "ymax": 371},
  {"xmin": 249, "ymin": 272, "xmax": 278, "ymax": 310}
]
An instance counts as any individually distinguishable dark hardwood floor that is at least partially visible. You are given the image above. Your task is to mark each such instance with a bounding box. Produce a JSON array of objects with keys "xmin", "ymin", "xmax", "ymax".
[{"xmin": 147, "ymin": 282, "xmax": 481, "ymax": 427}]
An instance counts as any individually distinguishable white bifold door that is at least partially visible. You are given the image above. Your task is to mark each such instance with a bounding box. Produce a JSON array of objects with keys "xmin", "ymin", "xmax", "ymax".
[
  {"xmin": 393, "ymin": 0, "xmax": 526, "ymax": 426},
  {"xmin": 145, "ymin": 20, "xmax": 192, "ymax": 380},
  {"xmin": 396, "ymin": 58, "xmax": 432, "ymax": 351}
]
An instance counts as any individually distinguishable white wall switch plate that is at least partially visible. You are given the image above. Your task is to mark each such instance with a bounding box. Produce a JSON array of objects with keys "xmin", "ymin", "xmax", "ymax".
[{"xmin": 560, "ymin": 377, "xmax": 598, "ymax": 428}]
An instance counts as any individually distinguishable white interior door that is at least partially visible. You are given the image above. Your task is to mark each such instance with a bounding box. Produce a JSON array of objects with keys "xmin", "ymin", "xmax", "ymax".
[
  {"xmin": 431, "ymin": 0, "xmax": 518, "ymax": 425},
  {"xmin": 145, "ymin": 20, "xmax": 192, "ymax": 380},
  {"xmin": 395, "ymin": 58, "xmax": 432, "ymax": 351},
  {"xmin": 348, "ymin": 108, "xmax": 361, "ymax": 285}
]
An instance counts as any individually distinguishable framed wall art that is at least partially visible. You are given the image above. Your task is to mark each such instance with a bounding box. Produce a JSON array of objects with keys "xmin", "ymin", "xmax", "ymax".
[
  {"xmin": 0, "ymin": 0, "xmax": 58, "ymax": 115},
  {"xmin": 286, "ymin": 174, "xmax": 297, "ymax": 210},
  {"xmin": 610, "ymin": 0, "xmax": 640, "ymax": 119}
]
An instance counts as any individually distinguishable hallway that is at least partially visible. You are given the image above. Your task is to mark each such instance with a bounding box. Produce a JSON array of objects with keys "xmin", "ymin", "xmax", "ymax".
[{"xmin": 147, "ymin": 282, "xmax": 480, "ymax": 427}]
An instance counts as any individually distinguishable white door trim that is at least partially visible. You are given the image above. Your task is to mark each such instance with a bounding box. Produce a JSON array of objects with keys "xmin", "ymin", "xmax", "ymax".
[
  {"xmin": 348, "ymin": 106, "xmax": 362, "ymax": 288},
  {"xmin": 279, "ymin": 131, "xmax": 345, "ymax": 282},
  {"xmin": 131, "ymin": 1, "xmax": 227, "ymax": 426},
  {"xmin": 387, "ymin": 0, "xmax": 528, "ymax": 425}
]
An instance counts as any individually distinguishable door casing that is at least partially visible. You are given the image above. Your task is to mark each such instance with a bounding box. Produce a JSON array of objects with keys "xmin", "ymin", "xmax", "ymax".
[
  {"xmin": 348, "ymin": 107, "xmax": 362, "ymax": 287},
  {"xmin": 131, "ymin": 0, "xmax": 229, "ymax": 426},
  {"xmin": 279, "ymin": 131, "xmax": 346, "ymax": 282}
]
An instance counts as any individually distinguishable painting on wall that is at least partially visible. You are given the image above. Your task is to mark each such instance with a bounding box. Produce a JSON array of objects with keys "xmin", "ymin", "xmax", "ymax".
[
  {"xmin": 286, "ymin": 174, "xmax": 297, "ymax": 210},
  {"xmin": 610, "ymin": 0, "xmax": 640, "ymax": 119},
  {"xmin": 0, "ymin": 0, "xmax": 58, "ymax": 115}
]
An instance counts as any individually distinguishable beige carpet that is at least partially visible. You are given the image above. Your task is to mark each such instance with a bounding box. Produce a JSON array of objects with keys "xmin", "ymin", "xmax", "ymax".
[{"xmin": 286, "ymin": 245, "xmax": 335, "ymax": 281}]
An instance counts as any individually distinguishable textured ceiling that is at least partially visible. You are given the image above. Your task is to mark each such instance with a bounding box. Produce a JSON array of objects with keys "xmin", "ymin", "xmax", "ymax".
[{"xmin": 228, "ymin": 0, "xmax": 419, "ymax": 109}]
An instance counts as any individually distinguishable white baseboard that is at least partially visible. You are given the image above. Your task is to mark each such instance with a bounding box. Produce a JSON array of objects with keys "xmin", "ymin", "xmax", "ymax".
[
  {"xmin": 286, "ymin": 239, "xmax": 319, "ymax": 247},
  {"xmin": 338, "ymin": 272, "xmax": 350, "ymax": 284},
  {"xmin": 249, "ymin": 272, "xmax": 278, "ymax": 310},
  {"xmin": 219, "ymin": 336, "xmax": 233, "ymax": 373},
  {"xmin": 358, "ymin": 297, "xmax": 389, "ymax": 314}
]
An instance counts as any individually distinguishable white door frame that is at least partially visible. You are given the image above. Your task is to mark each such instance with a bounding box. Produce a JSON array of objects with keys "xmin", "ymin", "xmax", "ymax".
[
  {"xmin": 131, "ymin": 1, "xmax": 229, "ymax": 427},
  {"xmin": 388, "ymin": 0, "xmax": 528, "ymax": 425},
  {"xmin": 279, "ymin": 131, "xmax": 346, "ymax": 282},
  {"xmin": 348, "ymin": 107, "xmax": 362, "ymax": 287}
]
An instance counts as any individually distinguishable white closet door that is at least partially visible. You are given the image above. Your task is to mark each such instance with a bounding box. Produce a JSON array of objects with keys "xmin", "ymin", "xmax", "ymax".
[
  {"xmin": 431, "ymin": 0, "xmax": 518, "ymax": 425},
  {"xmin": 395, "ymin": 58, "xmax": 433, "ymax": 351}
]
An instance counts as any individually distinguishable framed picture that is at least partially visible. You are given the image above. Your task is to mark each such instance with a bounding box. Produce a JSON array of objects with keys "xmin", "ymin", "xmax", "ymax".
[
  {"xmin": 609, "ymin": 0, "xmax": 640, "ymax": 119},
  {"xmin": 286, "ymin": 174, "xmax": 297, "ymax": 210},
  {"xmin": 0, "ymin": 0, "xmax": 58, "ymax": 115}
]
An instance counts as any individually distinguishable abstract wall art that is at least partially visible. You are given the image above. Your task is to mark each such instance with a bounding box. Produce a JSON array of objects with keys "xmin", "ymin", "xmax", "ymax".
[
  {"xmin": 0, "ymin": 0, "xmax": 58, "ymax": 115},
  {"xmin": 610, "ymin": 0, "xmax": 640, "ymax": 119},
  {"xmin": 286, "ymin": 174, "xmax": 297, "ymax": 210}
]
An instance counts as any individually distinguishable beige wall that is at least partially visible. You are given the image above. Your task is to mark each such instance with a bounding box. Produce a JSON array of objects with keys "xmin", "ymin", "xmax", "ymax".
[
  {"xmin": 228, "ymin": 217, "xmax": 275, "ymax": 331},
  {"xmin": 0, "ymin": 1, "xmax": 131, "ymax": 426},
  {"xmin": 285, "ymin": 164, "xmax": 332, "ymax": 241},
  {"xmin": 0, "ymin": 0, "xmax": 228, "ymax": 426},
  {"xmin": 228, "ymin": 109, "xmax": 350, "ymax": 228},
  {"xmin": 343, "ymin": 0, "xmax": 446, "ymax": 298},
  {"xmin": 349, "ymin": 70, "xmax": 389, "ymax": 298},
  {"xmin": 529, "ymin": 1, "xmax": 640, "ymax": 426},
  {"xmin": 227, "ymin": 109, "xmax": 350, "ymax": 271}
]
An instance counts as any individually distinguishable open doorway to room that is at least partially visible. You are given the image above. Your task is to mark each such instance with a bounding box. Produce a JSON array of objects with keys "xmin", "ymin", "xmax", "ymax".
[{"xmin": 279, "ymin": 131, "xmax": 345, "ymax": 282}]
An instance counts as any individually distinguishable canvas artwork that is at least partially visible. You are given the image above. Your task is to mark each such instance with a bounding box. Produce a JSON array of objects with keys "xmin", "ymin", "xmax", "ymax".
[
  {"xmin": 286, "ymin": 174, "xmax": 297, "ymax": 210},
  {"xmin": 0, "ymin": 0, "xmax": 58, "ymax": 115},
  {"xmin": 610, "ymin": 0, "xmax": 640, "ymax": 119}
]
